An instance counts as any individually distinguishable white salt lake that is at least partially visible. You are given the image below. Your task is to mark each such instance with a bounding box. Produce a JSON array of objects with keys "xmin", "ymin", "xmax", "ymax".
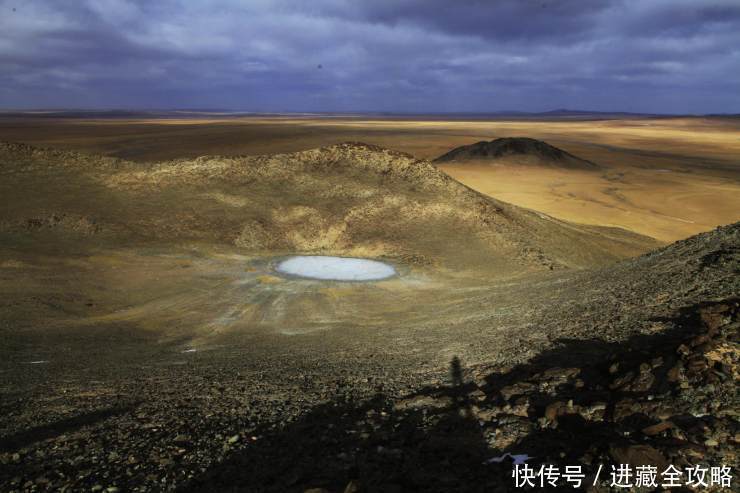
[{"xmin": 275, "ymin": 255, "xmax": 397, "ymax": 281}]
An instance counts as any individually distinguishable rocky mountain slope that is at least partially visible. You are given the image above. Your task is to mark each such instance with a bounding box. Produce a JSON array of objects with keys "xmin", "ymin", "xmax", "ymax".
[
  {"xmin": 434, "ymin": 137, "xmax": 599, "ymax": 169},
  {"xmin": 0, "ymin": 141, "xmax": 653, "ymax": 272}
]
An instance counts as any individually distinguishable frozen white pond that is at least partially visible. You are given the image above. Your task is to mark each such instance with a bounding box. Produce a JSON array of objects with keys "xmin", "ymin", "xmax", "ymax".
[{"xmin": 275, "ymin": 256, "xmax": 396, "ymax": 281}]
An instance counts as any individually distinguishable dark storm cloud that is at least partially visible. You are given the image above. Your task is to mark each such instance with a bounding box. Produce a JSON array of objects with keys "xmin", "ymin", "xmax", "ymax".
[
  {"xmin": 0, "ymin": 0, "xmax": 738, "ymax": 113},
  {"xmin": 330, "ymin": 0, "xmax": 611, "ymax": 43}
]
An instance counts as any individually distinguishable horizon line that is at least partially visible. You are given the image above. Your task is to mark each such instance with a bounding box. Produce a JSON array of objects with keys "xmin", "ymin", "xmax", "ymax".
[{"xmin": 1, "ymin": 107, "xmax": 738, "ymax": 118}]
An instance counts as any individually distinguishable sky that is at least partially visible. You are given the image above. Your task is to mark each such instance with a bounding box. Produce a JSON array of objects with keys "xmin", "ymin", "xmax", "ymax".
[{"xmin": 0, "ymin": 0, "xmax": 739, "ymax": 114}]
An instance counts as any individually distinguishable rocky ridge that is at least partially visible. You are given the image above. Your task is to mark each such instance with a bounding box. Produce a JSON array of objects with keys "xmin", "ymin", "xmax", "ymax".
[{"xmin": 0, "ymin": 141, "xmax": 656, "ymax": 270}]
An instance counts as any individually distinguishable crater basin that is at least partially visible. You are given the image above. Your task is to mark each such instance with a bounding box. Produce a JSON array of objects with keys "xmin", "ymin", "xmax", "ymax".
[{"xmin": 275, "ymin": 256, "xmax": 397, "ymax": 281}]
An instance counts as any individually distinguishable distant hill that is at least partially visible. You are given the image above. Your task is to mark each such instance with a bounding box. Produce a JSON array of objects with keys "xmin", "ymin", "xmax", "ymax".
[{"xmin": 433, "ymin": 137, "xmax": 600, "ymax": 170}]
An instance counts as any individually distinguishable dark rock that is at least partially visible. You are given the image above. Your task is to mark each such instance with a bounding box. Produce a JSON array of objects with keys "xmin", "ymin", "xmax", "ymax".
[
  {"xmin": 544, "ymin": 401, "xmax": 568, "ymax": 421},
  {"xmin": 343, "ymin": 480, "xmax": 360, "ymax": 493},
  {"xmin": 499, "ymin": 382, "xmax": 536, "ymax": 401},
  {"xmin": 580, "ymin": 402, "xmax": 608, "ymax": 422},
  {"xmin": 609, "ymin": 444, "xmax": 669, "ymax": 471},
  {"xmin": 627, "ymin": 367, "xmax": 654, "ymax": 392},
  {"xmin": 667, "ymin": 363, "xmax": 685, "ymax": 383},
  {"xmin": 641, "ymin": 421, "xmax": 675, "ymax": 436},
  {"xmin": 610, "ymin": 371, "xmax": 635, "ymax": 390},
  {"xmin": 173, "ymin": 434, "xmax": 190, "ymax": 445}
]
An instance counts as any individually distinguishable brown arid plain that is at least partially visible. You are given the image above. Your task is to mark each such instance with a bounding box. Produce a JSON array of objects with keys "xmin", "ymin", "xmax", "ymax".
[{"xmin": 1, "ymin": 114, "xmax": 738, "ymax": 242}]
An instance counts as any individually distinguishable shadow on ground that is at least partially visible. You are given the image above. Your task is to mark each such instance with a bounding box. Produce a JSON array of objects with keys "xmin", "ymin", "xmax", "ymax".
[
  {"xmin": 0, "ymin": 404, "xmax": 139, "ymax": 453},
  {"xmin": 181, "ymin": 298, "xmax": 737, "ymax": 493}
]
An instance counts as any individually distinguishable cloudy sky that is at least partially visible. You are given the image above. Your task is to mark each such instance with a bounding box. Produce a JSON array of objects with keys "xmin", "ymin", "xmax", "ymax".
[{"xmin": 1, "ymin": 0, "xmax": 738, "ymax": 113}]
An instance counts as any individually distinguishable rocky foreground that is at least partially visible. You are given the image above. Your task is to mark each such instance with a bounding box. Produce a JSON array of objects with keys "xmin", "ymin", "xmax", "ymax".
[
  {"xmin": 189, "ymin": 298, "xmax": 739, "ymax": 492},
  {"xmin": 2, "ymin": 298, "xmax": 736, "ymax": 492},
  {"xmin": 0, "ymin": 220, "xmax": 737, "ymax": 491}
]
